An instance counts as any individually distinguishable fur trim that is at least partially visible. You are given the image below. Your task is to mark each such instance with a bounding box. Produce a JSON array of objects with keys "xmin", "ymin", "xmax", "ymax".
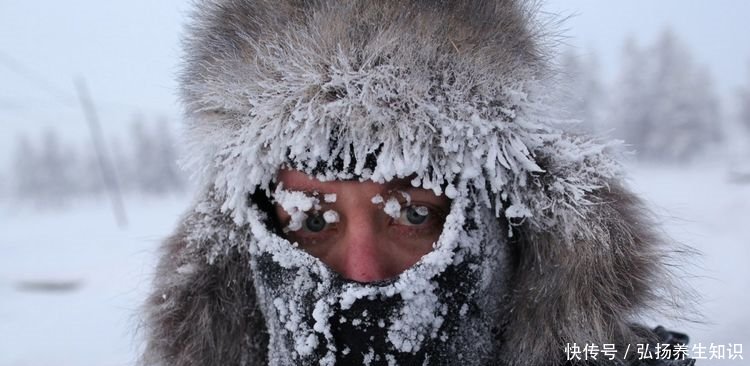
[
  {"xmin": 140, "ymin": 1, "xmax": 692, "ymax": 365},
  {"xmin": 177, "ymin": 0, "xmax": 615, "ymax": 235},
  {"xmin": 139, "ymin": 193, "xmax": 268, "ymax": 366},
  {"xmin": 501, "ymin": 182, "xmax": 683, "ymax": 365}
]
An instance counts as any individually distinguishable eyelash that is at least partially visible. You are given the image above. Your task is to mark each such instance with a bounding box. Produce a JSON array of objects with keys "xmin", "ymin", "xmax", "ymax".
[
  {"xmin": 287, "ymin": 204, "xmax": 443, "ymax": 232},
  {"xmin": 392, "ymin": 205, "xmax": 445, "ymax": 231}
]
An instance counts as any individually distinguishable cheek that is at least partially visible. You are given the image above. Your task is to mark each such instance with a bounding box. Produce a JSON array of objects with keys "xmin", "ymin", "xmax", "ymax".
[
  {"xmin": 285, "ymin": 230, "xmax": 338, "ymax": 258},
  {"xmin": 386, "ymin": 226, "xmax": 442, "ymax": 267}
]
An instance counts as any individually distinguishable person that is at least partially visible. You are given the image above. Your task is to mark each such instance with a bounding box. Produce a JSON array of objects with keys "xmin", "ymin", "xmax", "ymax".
[{"xmin": 140, "ymin": 1, "xmax": 696, "ymax": 365}]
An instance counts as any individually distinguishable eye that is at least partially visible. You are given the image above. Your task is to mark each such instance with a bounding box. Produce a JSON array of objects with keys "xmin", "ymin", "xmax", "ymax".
[
  {"xmin": 398, "ymin": 206, "xmax": 430, "ymax": 226},
  {"xmin": 302, "ymin": 213, "xmax": 328, "ymax": 232}
]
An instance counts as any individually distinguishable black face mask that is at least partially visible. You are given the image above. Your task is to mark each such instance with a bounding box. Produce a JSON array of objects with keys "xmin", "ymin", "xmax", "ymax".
[{"xmin": 246, "ymin": 183, "xmax": 510, "ymax": 366}]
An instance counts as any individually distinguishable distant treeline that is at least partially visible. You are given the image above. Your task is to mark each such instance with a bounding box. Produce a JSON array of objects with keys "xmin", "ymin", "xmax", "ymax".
[
  {"xmin": 8, "ymin": 115, "xmax": 186, "ymax": 208},
  {"xmin": 4, "ymin": 29, "xmax": 750, "ymax": 208},
  {"xmin": 557, "ymin": 29, "xmax": 750, "ymax": 162}
]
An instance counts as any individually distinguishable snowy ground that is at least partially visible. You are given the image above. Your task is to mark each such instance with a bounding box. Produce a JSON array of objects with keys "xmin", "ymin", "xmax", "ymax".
[
  {"xmin": 626, "ymin": 163, "xmax": 750, "ymax": 364},
  {"xmin": 1, "ymin": 163, "xmax": 748, "ymax": 365},
  {"xmin": 0, "ymin": 196, "xmax": 187, "ymax": 366}
]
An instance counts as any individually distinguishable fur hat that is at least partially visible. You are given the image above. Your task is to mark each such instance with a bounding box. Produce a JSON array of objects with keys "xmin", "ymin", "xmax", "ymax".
[{"xmin": 140, "ymin": 1, "xmax": 691, "ymax": 365}]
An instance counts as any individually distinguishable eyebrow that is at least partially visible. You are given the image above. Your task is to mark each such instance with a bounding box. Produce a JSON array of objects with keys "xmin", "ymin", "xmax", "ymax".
[
  {"xmin": 276, "ymin": 179, "xmax": 332, "ymax": 194},
  {"xmin": 382, "ymin": 177, "xmax": 415, "ymax": 190},
  {"xmin": 278, "ymin": 176, "xmax": 421, "ymax": 195}
]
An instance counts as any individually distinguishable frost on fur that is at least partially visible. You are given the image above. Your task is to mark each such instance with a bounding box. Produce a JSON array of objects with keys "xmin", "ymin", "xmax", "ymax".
[
  {"xmin": 247, "ymin": 179, "xmax": 508, "ymax": 364},
  {"xmin": 183, "ymin": 68, "xmax": 623, "ymax": 244},
  {"xmin": 177, "ymin": 0, "xmax": 626, "ymax": 261},
  {"xmin": 143, "ymin": 1, "xmax": 683, "ymax": 365}
]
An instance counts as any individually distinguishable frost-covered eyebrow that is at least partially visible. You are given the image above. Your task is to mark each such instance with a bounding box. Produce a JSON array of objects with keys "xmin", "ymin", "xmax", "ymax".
[
  {"xmin": 274, "ymin": 175, "xmax": 329, "ymax": 193},
  {"xmin": 275, "ymin": 183, "xmax": 331, "ymax": 195},
  {"xmin": 382, "ymin": 177, "xmax": 415, "ymax": 190},
  {"xmin": 277, "ymin": 175, "xmax": 430, "ymax": 196}
]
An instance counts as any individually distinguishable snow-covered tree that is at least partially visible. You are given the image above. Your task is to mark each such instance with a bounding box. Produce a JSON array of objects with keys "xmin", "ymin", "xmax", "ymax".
[
  {"xmin": 78, "ymin": 142, "xmax": 107, "ymax": 196},
  {"xmin": 108, "ymin": 134, "xmax": 132, "ymax": 194},
  {"xmin": 153, "ymin": 117, "xmax": 185, "ymax": 193},
  {"xmin": 6, "ymin": 114, "xmax": 188, "ymax": 209},
  {"xmin": 130, "ymin": 115, "xmax": 157, "ymax": 193},
  {"xmin": 38, "ymin": 129, "xmax": 79, "ymax": 206},
  {"xmin": 609, "ymin": 30, "xmax": 720, "ymax": 162},
  {"xmin": 558, "ymin": 48, "xmax": 605, "ymax": 134},
  {"xmin": 129, "ymin": 115, "xmax": 185, "ymax": 195},
  {"xmin": 0, "ymin": 172, "xmax": 6, "ymax": 202},
  {"xmin": 739, "ymin": 63, "xmax": 750, "ymax": 135},
  {"xmin": 11, "ymin": 134, "xmax": 41, "ymax": 203},
  {"xmin": 609, "ymin": 38, "xmax": 653, "ymax": 150},
  {"xmin": 11, "ymin": 130, "xmax": 80, "ymax": 207}
]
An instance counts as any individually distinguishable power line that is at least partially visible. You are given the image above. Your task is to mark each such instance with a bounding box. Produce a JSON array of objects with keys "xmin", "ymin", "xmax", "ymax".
[
  {"xmin": 75, "ymin": 77, "xmax": 129, "ymax": 229},
  {"xmin": 0, "ymin": 50, "xmax": 76, "ymax": 107},
  {"xmin": 0, "ymin": 50, "xmax": 177, "ymax": 116}
]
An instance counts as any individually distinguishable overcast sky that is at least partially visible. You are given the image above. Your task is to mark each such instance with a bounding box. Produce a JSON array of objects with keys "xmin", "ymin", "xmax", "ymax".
[
  {"xmin": 1, "ymin": 0, "xmax": 749, "ymax": 166},
  {"xmin": 546, "ymin": 0, "xmax": 750, "ymax": 96}
]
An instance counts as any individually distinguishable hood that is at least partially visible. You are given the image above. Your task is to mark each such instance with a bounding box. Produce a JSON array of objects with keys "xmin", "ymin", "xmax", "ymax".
[
  {"xmin": 249, "ymin": 181, "xmax": 510, "ymax": 365},
  {"xmin": 140, "ymin": 1, "xmax": 688, "ymax": 365}
]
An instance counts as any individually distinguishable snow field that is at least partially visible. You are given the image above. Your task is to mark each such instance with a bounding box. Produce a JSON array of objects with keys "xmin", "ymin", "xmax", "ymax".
[{"xmin": 0, "ymin": 162, "xmax": 747, "ymax": 365}]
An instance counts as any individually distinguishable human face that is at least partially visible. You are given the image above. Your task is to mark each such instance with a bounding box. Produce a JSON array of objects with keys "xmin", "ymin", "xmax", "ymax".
[{"xmin": 273, "ymin": 169, "xmax": 450, "ymax": 283}]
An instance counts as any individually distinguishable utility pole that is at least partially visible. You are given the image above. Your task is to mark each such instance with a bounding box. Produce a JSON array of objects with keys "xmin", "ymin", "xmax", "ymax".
[{"xmin": 74, "ymin": 77, "xmax": 128, "ymax": 228}]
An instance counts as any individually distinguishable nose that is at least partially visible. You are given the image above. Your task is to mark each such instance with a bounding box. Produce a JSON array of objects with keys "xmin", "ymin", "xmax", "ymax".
[{"xmin": 334, "ymin": 217, "xmax": 394, "ymax": 283}]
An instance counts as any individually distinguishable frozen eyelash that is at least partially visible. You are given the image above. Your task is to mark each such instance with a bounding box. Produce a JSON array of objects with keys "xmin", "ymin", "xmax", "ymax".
[
  {"xmin": 373, "ymin": 192, "xmax": 419, "ymax": 219},
  {"xmin": 383, "ymin": 197, "xmax": 401, "ymax": 219},
  {"xmin": 273, "ymin": 183, "xmax": 321, "ymax": 232},
  {"xmin": 323, "ymin": 210, "xmax": 339, "ymax": 223},
  {"xmin": 398, "ymin": 191, "xmax": 411, "ymax": 205},
  {"xmin": 414, "ymin": 206, "xmax": 429, "ymax": 216}
]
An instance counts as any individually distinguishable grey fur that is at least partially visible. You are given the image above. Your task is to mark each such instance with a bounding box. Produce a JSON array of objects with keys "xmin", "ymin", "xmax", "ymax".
[
  {"xmin": 500, "ymin": 182, "xmax": 686, "ymax": 365},
  {"xmin": 140, "ymin": 194, "xmax": 268, "ymax": 366},
  {"xmin": 140, "ymin": 1, "xmax": 692, "ymax": 365}
]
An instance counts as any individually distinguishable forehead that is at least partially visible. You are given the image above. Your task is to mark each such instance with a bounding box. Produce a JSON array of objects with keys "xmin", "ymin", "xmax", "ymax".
[{"xmin": 276, "ymin": 169, "xmax": 418, "ymax": 194}]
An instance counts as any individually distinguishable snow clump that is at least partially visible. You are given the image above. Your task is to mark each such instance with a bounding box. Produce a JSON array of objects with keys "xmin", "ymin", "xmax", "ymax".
[
  {"xmin": 273, "ymin": 183, "xmax": 321, "ymax": 232},
  {"xmin": 371, "ymin": 193, "xmax": 406, "ymax": 219},
  {"xmin": 323, "ymin": 210, "xmax": 339, "ymax": 224},
  {"xmin": 383, "ymin": 197, "xmax": 401, "ymax": 219}
]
